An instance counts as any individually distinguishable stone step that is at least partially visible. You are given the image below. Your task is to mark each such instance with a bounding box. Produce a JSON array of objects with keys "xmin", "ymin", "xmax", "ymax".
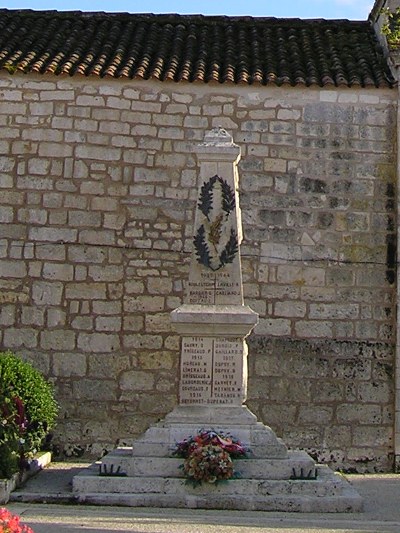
[
  {"xmin": 73, "ymin": 465, "xmax": 357, "ymax": 499},
  {"xmin": 99, "ymin": 448, "xmax": 316, "ymax": 480},
  {"xmin": 73, "ymin": 491, "xmax": 363, "ymax": 512},
  {"xmin": 129, "ymin": 423, "xmax": 289, "ymax": 459},
  {"xmin": 73, "ymin": 466, "xmax": 362, "ymax": 512},
  {"xmin": 130, "ymin": 442, "xmax": 288, "ymax": 458},
  {"xmin": 127, "ymin": 410, "xmax": 290, "ymax": 459}
]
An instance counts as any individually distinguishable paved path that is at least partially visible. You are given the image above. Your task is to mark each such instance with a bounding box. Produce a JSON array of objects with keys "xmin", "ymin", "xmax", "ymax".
[{"xmin": 6, "ymin": 464, "xmax": 400, "ymax": 533}]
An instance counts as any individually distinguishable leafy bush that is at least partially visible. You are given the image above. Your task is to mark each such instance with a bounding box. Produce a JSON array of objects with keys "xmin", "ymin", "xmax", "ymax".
[
  {"xmin": 381, "ymin": 7, "xmax": 400, "ymax": 46},
  {"xmin": 0, "ymin": 351, "xmax": 58, "ymax": 478}
]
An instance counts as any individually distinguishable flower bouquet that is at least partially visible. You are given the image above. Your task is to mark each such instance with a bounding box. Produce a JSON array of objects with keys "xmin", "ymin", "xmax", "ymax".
[
  {"xmin": 0, "ymin": 508, "xmax": 34, "ymax": 533},
  {"xmin": 173, "ymin": 429, "xmax": 249, "ymax": 486}
]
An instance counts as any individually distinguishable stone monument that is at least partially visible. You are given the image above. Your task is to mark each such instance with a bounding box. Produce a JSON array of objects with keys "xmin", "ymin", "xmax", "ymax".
[{"xmin": 73, "ymin": 128, "xmax": 363, "ymax": 512}]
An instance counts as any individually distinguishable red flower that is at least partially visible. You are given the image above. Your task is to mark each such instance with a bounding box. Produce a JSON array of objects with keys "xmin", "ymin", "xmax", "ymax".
[
  {"xmin": 0, "ymin": 508, "xmax": 34, "ymax": 533},
  {"xmin": 174, "ymin": 430, "xmax": 249, "ymax": 485},
  {"xmin": 13, "ymin": 398, "xmax": 27, "ymax": 432}
]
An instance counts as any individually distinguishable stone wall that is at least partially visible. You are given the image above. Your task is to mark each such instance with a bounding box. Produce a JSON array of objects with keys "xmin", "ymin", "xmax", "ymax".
[{"xmin": 0, "ymin": 73, "xmax": 396, "ymax": 470}]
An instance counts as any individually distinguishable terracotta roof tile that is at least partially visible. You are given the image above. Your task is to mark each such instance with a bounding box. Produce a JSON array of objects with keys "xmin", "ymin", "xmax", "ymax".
[{"xmin": 0, "ymin": 9, "xmax": 394, "ymax": 88}]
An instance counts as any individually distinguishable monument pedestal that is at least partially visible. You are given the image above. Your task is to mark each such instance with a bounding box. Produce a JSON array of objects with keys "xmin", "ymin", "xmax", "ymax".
[
  {"xmin": 73, "ymin": 305, "xmax": 362, "ymax": 512},
  {"xmin": 73, "ymin": 128, "xmax": 362, "ymax": 512},
  {"xmin": 73, "ymin": 404, "xmax": 362, "ymax": 511}
]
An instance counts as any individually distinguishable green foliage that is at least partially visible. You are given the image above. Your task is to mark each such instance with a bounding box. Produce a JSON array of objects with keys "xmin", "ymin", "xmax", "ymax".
[
  {"xmin": 381, "ymin": 7, "xmax": 400, "ymax": 46},
  {"xmin": 0, "ymin": 351, "xmax": 58, "ymax": 478},
  {"xmin": 0, "ymin": 394, "xmax": 20, "ymax": 478}
]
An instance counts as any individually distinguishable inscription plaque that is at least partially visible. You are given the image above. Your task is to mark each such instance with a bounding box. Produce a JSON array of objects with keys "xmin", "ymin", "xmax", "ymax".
[
  {"xmin": 188, "ymin": 269, "xmax": 242, "ymax": 306},
  {"xmin": 180, "ymin": 336, "xmax": 244, "ymax": 405}
]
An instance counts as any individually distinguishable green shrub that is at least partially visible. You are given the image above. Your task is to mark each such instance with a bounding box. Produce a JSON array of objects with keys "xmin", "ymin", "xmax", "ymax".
[
  {"xmin": 381, "ymin": 7, "xmax": 400, "ymax": 46},
  {"xmin": 0, "ymin": 350, "xmax": 59, "ymax": 478}
]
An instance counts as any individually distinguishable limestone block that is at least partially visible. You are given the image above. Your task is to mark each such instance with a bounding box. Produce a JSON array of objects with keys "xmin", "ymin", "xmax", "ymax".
[
  {"xmin": 52, "ymin": 352, "xmax": 86, "ymax": 377},
  {"xmin": 137, "ymin": 351, "xmax": 175, "ymax": 370},
  {"xmin": 99, "ymin": 121, "xmax": 130, "ymax": 135},
  {"xmin": 333, "ymin": 359, "xmax": 372, "ymax": 380},
  {"xmin": 0, "ymin": 102, "xmax": 27, "ymax": 114},
  {"xmin": 76, "ymin": 95, "xmax": 105, "ymax": 107},
  {"xmin": 105, "ymin": 96, "xmax": 129, "ymax": 110},
  {"xmin": 73, "ymin": 379, "xmax": 118, "ymax": 401},
  {"xmin": 49, "ymin": 211, "xmax": 68, "ymax": 225},
  {"xmin": 131, "ymin": 101, "xmax": 161, "ymax": 112},
  {"xmin": 66, "ymin": 283, "xmax": 107, "ymax": 300},
  {"xmin": 0, "ymin": 260, "xmax": 26, "ymax": 278},
  {"xmin": 120, "ymin": 371, "xmax": 155, "ymax": 391},
  {"xmin": 38, "ymin": 142, "xmax": 72, "ymax": 157},
  {"xmin": 274, "ymin": 301, "xmax": 306, "ymax": 317},
  {"xmin": 17, "ymin": 208, "xmax": 47, "ymax": 225},
  {"xmin": 0, "ymin": 305, "xmax": 16, "ymax": 326},
  {"xmin": 68, "ymin": 210, "xmax": 102, "ymax": 226},
  {"xmin": 32, "ymin": 281, "xmax": 63, "ymax": 305},
  {"xmin": 145, "ymin": 313, "xmax": 172, "ymax": 332},
  {"xmin": 95, "ymin": 316, "xmax": 121, "ymax": 332},
  {"xmin": 295, "ymin": 321, "xmax": 333, "ymax": 338},
  {"xmin": 255, "ymin": 318, "xmax": 291, "ymax": 336},
  {"xmin": 68, "ymin": 245, "xmax": 106, "ymax": 264},
  {"xmin": 77, "ymin": 333, "xmax": 120, "ymax": 353},
  {"xmin": 40, "ymin": 330, "xmax": 76, "ymax": 351},
  {"xmin": 304, "ymin": 102, "xmax": 353, "ymax": 124},
  {"xmin": 47, "ymin": 309, "xmax": 67, "ymax": 327},
  {"xmin": 357, "ymin": 381, "xmax": 391, "ymax": 403},
  {"xmin": 30, "ymin": 227, "xmax": 77, "ymax": 243},
  {"xmin": 124, "ymin": 296, "xmax": 164, "ymax": 312},
  {"xmin": 336, "ymin": 404, "xmax": 381, "ymax": 424},
  {"xmin": 93, "ymin": 301, "xmax": 122, "ymax": 315},
  {"xmin": 90, "ymin": 196, "xmax": 118, "ymax": 211},
  {"xmin": 0, "ymin": 174, "xmax": 13, "ymax": 188},
  {"xmin": 298, "ymin": 406, "xmax": 334, "ymax": 425},
  {"xmin": 310, "ymin": 303, "xmax": 359, "ymax": 320},
  {"xmin": 103, "ymin": 213, "xmax": 126, "ymax": 229},
  {"xmin": 51, "ymin": 117, "xmax": 74, "ymax": 129},
  {"xmin": 352, "ymin": 426, "xmax": 392, "ymax": 447},
  {"xmin": 3, "ymin": 328, "xmax": 38, "ymax": 348},
  {"xmin": 123, "ymin": 334, "xmax": 162, "ymax": 349},
  {"xmin": 42, "ymin": 263, "xmax": 74, "ymax": 281},
  {"xmin": 89, "ymin": 265, "xmax": 123, "ymax": 282},
  {"xmin": 21, "ymin": 306, "xmax": 45, "ymax": 326},
  {"xmin": 88, "ymin": 354, "xmax": 130, "ymax": 378},
  {"xmin": 76, "ymin": 145, "xmax": 121, "ymax": 161},
  {"xmin": 79, "ymin": 228, "xmax": 116, "ymax": 245},
  {"xmin": 71, "ymin": 316, "xmax": 93, "ymax": 330},
  {"xmin": 0, "ymin": 157, "xmax": 15, "ymax": 172}
]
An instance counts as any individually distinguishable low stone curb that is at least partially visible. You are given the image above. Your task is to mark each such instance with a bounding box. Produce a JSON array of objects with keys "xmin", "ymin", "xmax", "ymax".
[{"xmin": 0, "ymin": 452, "xmax": 52, "ymax": 504}]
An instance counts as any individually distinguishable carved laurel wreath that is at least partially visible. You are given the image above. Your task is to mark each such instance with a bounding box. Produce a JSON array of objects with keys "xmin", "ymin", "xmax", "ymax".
[{"xmin": 194, "ymin": 175, "xmax": 238, "ymax": 271}]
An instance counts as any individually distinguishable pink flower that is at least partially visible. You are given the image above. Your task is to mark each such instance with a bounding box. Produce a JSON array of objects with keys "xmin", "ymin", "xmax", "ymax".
[{"xmin": 0, "ymin": 508, "xmax": 34, "ymax": 533}]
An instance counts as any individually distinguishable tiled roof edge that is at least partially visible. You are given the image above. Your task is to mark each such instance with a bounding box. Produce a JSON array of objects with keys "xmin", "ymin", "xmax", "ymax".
[
  {"xmin": 0, "ymin": 8, "xmax": 394, "ymax": 88},
  {"xmin": 0, "ymin": 8, "xmax": 368, "ymax": 25}
]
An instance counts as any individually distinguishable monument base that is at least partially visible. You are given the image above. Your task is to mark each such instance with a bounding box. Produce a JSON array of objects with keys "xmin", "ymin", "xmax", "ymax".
[{"xmin": 72, "ymin": 406, "xmax": 363, "ymax": 512}]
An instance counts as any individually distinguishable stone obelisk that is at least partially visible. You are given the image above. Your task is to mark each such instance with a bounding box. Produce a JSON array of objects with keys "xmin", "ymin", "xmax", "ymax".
[
  {"xmin": 73, "ymin": 129, "xmax": 363, "ymax": 512},
  {"xmin": 169, "ymin": 127, "xmax": 259, "ymax": 424}
]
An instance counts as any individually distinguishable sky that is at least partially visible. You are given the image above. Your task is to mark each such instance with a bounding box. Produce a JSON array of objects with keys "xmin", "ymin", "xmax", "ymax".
[{"xmin": 0, "ymin": 0, "xmax": 375, "ymax": 20}]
